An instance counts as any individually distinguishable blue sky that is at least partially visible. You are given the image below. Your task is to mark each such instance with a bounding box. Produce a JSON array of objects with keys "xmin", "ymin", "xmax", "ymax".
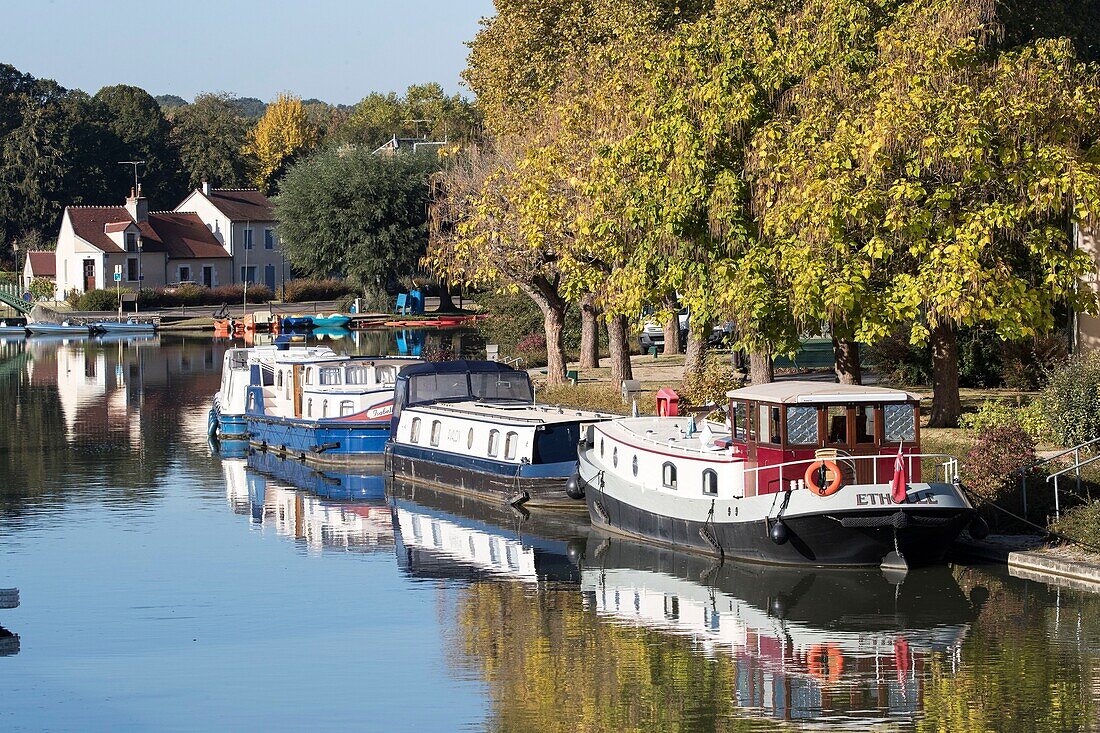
[{"xmin": 0, "ymin": 0, "xmax": 496, "ymax": 104}]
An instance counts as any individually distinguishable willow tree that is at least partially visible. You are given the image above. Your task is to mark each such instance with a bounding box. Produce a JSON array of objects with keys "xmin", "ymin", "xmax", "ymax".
[{"xmin": 753, "ymin": 0, "xmax": 1100, "ymax": 425}]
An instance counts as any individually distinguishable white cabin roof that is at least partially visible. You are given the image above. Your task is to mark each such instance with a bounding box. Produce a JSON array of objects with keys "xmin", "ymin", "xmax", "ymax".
[
  {"xmin": 598, "ymin": 417, "xmax": 736, "ymax": 459},
  {"xmin": 408, "ymin": 400, "xmax": 620, "ymax": 426},
  {"xmin": 726, "ymin": 380, "xmax": 919, "ymax": 405}
]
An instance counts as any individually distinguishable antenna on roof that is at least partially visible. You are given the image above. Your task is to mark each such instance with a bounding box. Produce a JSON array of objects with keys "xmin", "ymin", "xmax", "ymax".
[{"xmin": 118, "ymin": 161, "xmax": 146, "ymax": 197}]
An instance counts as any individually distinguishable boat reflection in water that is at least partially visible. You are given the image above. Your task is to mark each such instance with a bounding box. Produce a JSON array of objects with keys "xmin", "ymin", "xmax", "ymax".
[
  {"xmin": 388, "ymin": 479, "xmax": 586, "ymax": 585},
  {"xmin": 581, "ymin": 535, "xmax": 983, "ymax": 725},
  {"xmin": 0, "ymin": 586, "xmax": 18, "ymax": 657},
  {"xmin": 220, "ymin": 448, "xmax": 393, "ymax": 554}
]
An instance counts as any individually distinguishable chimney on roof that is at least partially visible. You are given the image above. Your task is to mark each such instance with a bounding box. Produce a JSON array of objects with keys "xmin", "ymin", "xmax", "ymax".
[
  {"xmin": 125, "ymin": 185, "xmax": 148, "ymax": 223},
  {"xmin": 201, "ymin": 180, "xmax": 211, "ymax": 196}
]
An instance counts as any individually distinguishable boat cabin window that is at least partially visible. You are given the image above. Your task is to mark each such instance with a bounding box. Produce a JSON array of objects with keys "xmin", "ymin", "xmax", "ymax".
[
  {"xmin": 470, "ymin": 373, "xmax": 534, "ymax": 403},
  {"xmin": 408, "ymin": 374, "xmax": 471, "ymax": 404},
  {"xmin": 346, "ymin": 365, "xmax": 370, "ymax": 385},
  {"xmin": 319, "ymin": 367, "xmax": 341, "ymax": 385},
  {"xmin": 304, "ymin": 367, "xmax": 313, "ymax": 385},
  {"xmin": 430, "ymin": 420, "xmax": 441, "ymax": 447},
  {"xmin": 277, "ymin": 370, "xmax": 283, "ymax": 389},
  {"xmin": 488, "ymin": 430, "xmax": 500, "ymax": 457},
  {"xmin": 855, "ymin": 405, "xmax": 876, "ymax": 443},
  {"xmin": 758, "ymin": 405, "xmax": 781, "ymax": 445},
  {"xmin": 612, "ymin": 446, "xmax": 619, "ymax": 468},
  {"xmin": 340, "ymin": 400, "xmax": 354, "ymax": 416},
  {"xmin": 884, "ymin": 403, "xmax": 917, "ymax": 443},
  {"xmin": 322, "ymin": 400, "xmax": 329, "ymax": 417},
  {"xmin": 307, "ymin": 398, "xmax": 313, "ymax": 417},
  {"xmin": 411, "ymin": 417, "xmax": 422, "ymax": 442},
  {"xmin": 375, "ymin": 366, "xmax": 397, "ymax": 385},
  {"xmin": 504, "ymin": 432, "xmax": 518, "ymax": 460},
  {"xmin": 632, "ymin": 455, "xmax": 638, "ymax": 477},
  {"xmin": 662, "ymin": 462, "xmax": 677, "ymax": 489},
  {"xmin": 731, "ymin": 402, "xmax": 748, "ymax": 441},
  {"xmin": 827, "ymin": 405, "xmax": 848, "ymax": 445},
  {"xmin": 786, "ymin": 405, "xmax": 818, "ymax": 446},
  {"xmin": 600, "ymin": 438, "xmax": 605, "ymax": 457},
  {"xmin": 467, "ymin": 429, "xmax": 474, "ymax": 450},
  {"xmin": 702, "ymin": 469, "xmax": 718, "ymax": 496}
]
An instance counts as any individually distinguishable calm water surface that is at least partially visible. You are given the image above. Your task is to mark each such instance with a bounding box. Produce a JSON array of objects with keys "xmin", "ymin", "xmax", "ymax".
[{"xmin": 0, "ymin": 334, "xmax": 1098, "ymax": 731}]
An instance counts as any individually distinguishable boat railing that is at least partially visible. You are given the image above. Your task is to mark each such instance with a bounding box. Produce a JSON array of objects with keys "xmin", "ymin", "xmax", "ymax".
[{"xmin": 741, "ymin": 452, "xmax": 959, "ymax": 497}]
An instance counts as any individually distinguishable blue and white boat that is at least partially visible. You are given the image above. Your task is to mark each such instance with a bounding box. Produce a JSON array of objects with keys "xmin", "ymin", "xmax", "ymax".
[
  {"xmin": 210, "ymin": 345, "xmax": 338, "ymax": 441},
  {"xmin": 0, "ymin": 320, "xmax": 26, "ymax": 336},
  {"xmin": 311, "ymin": 313, "xmax": 351, "ymax": 329},
  {"xmin": 218, "ymin": 345, "xmax": 420, "ymax": 464},
  {"xmin": 384, "ymin": 361, "xmax": 620, "ymax": 510}
]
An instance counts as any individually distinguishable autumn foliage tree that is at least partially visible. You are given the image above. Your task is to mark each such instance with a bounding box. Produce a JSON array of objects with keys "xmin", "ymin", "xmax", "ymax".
[{"xmin": 242, "ymin": 93, "xmax": 318, "ymax": 193}]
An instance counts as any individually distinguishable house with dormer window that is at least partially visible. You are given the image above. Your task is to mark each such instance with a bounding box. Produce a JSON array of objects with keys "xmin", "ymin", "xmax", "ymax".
[{"xmin": 54, "ymin": 187, "xmax": 232, "ymax": 295}]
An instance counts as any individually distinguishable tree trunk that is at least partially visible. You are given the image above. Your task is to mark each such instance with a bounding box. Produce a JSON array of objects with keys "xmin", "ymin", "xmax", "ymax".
[
  {"xmin": 662, "ymin": 293, "xmax": 682, "ymax": 354},
  {"xmin": 749, "ymin": 349, "xmax": 773, "ymax": 384},
  {"xmin": 928, "ymin": 319, "xmax": 961, "ymax": 428},
  {"xmin": 607, "ymin": 315, "xmax": 634, "ymax": 392},
  {"xmin": 542, "ymin": 304, "xmax": 567, "ymax": 386},
  {"xmin": 436, "ymin": 281, "xmax": 456, "ymax": 312},
  {"xmin": 684, "ymin": 321, "xmax": 710, "ymax": 379},
  {"xmin": 831, "ymin": 336, "xmax": 862, "ymax": 385},
  {"xmin": 579, "ymin": 294, "xmax": 600, "ymax": 369}
]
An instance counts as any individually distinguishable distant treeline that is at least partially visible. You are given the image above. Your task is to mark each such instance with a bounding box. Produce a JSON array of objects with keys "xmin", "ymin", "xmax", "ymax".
[{"xmin": 0, "ymin": 62, "xmax": 481, "ymax": 258}]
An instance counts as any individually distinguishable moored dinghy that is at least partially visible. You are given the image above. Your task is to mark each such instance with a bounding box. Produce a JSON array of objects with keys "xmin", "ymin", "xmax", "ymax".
[
  {"xmin": 26, "ymin": 321, "xmax": 89, "ymax": 336},
  {"xmin": 577, "ymin": 381, "xmax": 981, "ymax": 569},
  {"xmin": 385, "ymin": 360, "xmax": 620, "ymax": 509}
]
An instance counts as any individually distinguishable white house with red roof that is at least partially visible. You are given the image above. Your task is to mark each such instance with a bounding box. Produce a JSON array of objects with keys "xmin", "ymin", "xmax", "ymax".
[
  {"xmin": 176, "ymin": 183, "xmax": 283, "ymax": 290},
  {"xmin": 22, "ymin": 251, "xmax": 56, "ymax": 291},
  {"xmin": 54, "ymin": 183, "xmax": 283, "ymax": 297}
]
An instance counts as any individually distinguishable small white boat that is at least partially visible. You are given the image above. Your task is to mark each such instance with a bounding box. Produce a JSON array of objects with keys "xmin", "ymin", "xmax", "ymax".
[
  {"xmin": 26, "ymin": 321, "xmax": 88, "ymax": 336},
  {"xmin": 92, "ymin": 319, "xmax": 156, "ymax": 334},
  {"xmin": 0, "ymin": 321, "xmax": 26, "ymax": 336}
]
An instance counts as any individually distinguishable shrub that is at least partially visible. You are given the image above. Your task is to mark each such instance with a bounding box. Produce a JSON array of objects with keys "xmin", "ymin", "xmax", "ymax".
[
  {"xmin": 959, "ymin": 400, "xmax": 1019, "ymax": 433},
  {"xmin": 681, "ymin": 353, "xmax": 742, "ymax": 413},
  {"xmin": 1049, "ymin": 501, "xmax": 1100, "ymax": 547},
  {"xmin": 283, "ymin": 278, "xmax": 355, "ymax": 303},
  {"xmin": 962, "ymin": 425, "xmax": 1037, "ymax": 527},
  {"xmin": 29, "ymin": 277, "xmax": 55, "ymax": 300},
  {"xmin": 1041, "ymin": 353, "xmax": 1100, "ymax": 448},
  {"xmin": 536, "ymin": 383, "xmax": 630, "ymax": 415},
  {"xmin": 75, "ymin": 288, "xmax": 121, "ymax": 311},
  {"xmin": 1001, "ymin": 333, "xmax": 1069, "ymax": 390}
]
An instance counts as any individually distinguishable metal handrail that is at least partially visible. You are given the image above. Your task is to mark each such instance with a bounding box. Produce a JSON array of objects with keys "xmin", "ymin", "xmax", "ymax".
[
  {"xmin": 741, "ymin": 452, "xmax": 958, "ymax": 496},
  {"xmin": 1018, "ymin": 436, "xmax": 1100, "ymax": 521}
]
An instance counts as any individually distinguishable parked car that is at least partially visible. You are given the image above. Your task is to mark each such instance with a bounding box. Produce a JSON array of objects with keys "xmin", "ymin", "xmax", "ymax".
[{"xmin": 639, "ymin": 308, "xmax": 689, "ymax": 352}]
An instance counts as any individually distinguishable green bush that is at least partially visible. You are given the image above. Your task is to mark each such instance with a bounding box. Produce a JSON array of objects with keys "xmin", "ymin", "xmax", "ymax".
[
  {"xmin": 76, "ymin": 288, "xmax": 122, "ymax": 311},
  {"xmin": 28, "ymin": 277, "xmax": 55, "ymax": 300},
  {"xmin": 283, "ymin": 278, "xmax": 356, "ymax": 303},
  {"xmin": 681, "ymin": 353, "xmax": 742, "ymax": 413},
  {"xmin": 1041, "ymin": 353, "xmax": 1100, "ymax": 448},
  {"xmin": 959, "ymin": 399, "xmax": 1051, "ymax": 441},
  {"xmin": 1049, "ymin": 501, "xmax": 1100, "ymax": 547}
]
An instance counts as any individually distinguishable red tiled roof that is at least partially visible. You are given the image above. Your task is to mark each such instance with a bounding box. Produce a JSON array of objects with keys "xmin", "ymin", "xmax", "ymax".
[
  {"xmin": 204, "ymin": 189, "xmax": 275, "ymax": 221},
  {"xmin": 26, "ymin": 252, "xmax": 55, "ymax": 277},
  {"xmin": 145, "ymin": 212, "xmax": 231, "ymax": 259},
  {"xmin": 66, "ymin": 207, "xmax": 229, "ymax": 259}
]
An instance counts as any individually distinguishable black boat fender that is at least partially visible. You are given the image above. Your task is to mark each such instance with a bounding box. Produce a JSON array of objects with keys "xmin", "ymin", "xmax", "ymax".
[{"xmin": 565, "ymin": 473, "xmax": 585, "ymax": 500}]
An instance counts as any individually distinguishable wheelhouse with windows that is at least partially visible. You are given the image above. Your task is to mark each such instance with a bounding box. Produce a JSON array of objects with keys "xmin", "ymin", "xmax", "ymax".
[
  {"xmin": 385, "ymin": 361, "xmax": 620, "ymax": 509},
  {"xmin": 725, "ymin": 382, "xmax": 922, "ymax": 497}
]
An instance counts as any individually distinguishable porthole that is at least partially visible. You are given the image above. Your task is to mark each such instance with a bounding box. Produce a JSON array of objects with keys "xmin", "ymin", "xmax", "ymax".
[
  {"xmin": 467, "ymin": 428, "xmax": 474, "ymax": 449},
  {"xmin": 612, "ymin": 446, "xmax": 618, "ymax": 468},
  {"xmin": 632, "ymin": 455, "xmax": 638, "ymax": 477}
]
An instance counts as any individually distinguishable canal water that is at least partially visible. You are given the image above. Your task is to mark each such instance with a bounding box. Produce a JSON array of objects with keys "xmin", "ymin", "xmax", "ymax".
[{"xmin": 0, "ymin": 335, "xmax": 1098, "ymax": 731}]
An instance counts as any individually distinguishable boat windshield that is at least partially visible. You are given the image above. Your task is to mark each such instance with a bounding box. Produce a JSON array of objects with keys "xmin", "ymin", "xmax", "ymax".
[
  {"xmin": 407, "ymin": 373, "xmax": 473, "ymax": 404},
  {"xmin": 470, "ymin": 372, "xmax": 533, "ymax": 403}
]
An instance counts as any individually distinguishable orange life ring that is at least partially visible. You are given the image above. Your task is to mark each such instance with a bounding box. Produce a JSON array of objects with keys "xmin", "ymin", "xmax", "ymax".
[
  {"xmin": 807, "ymin": 643, "xmax": 844, "ymax": 685},
  {"xmin": 805, "ymin": 460, "xmax": 843, "ymax": 496}
]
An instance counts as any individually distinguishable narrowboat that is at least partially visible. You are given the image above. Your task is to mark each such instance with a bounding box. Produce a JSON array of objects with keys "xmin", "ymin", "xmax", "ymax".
[
  {"xmin": 384, "ymin": 360, "xmax": 620, "ymax": 510},
  {"xmin": 577, "ymin": 381, "xmax": 983, "ymax": 569},
  {"xmin": 582, "ymin": 535, "xmax": 978, "ymax": 724},
  {"xmin": 243, "ymin": 348, "xmax": 420, "ymax": 465},
  {"xmin": 210, "ymin": 344, "xmax": 337, "ymax": 441}
]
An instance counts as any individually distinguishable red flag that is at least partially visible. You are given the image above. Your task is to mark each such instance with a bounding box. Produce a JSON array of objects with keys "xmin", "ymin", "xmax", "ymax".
[{"xmin": 890, "ymin": 444, "xmax": 908, "ymax": 503}]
